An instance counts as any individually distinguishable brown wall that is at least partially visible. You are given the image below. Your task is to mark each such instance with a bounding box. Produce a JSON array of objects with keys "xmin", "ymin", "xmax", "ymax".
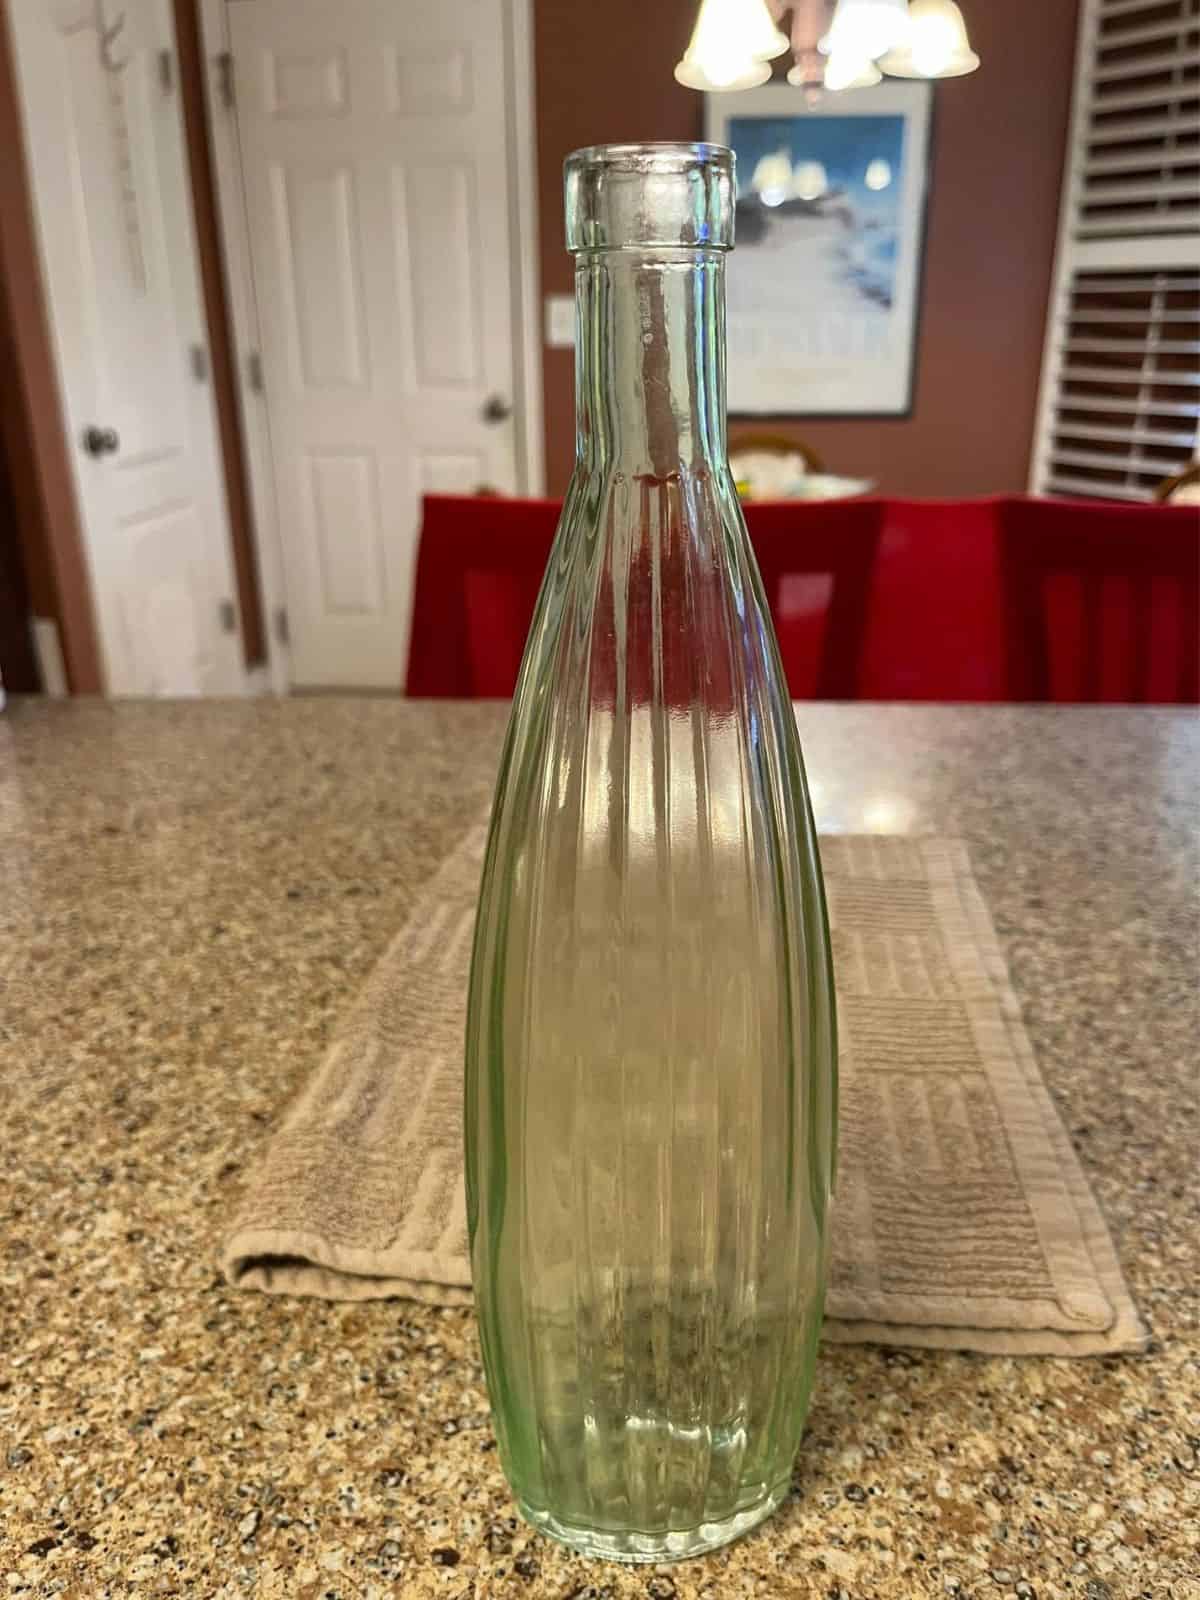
[{"xmin": 534, "ymin": 0, "xmax": 1079, "ymax": 497}]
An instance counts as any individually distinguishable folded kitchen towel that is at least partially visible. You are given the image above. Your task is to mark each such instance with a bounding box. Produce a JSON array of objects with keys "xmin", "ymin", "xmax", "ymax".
[{"xmin": 221, "ymin": 829, "xmax": 1147, "ymax": 1356}]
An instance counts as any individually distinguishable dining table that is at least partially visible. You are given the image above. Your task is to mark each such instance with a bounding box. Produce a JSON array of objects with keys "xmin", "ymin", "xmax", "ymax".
[{"xmin": 1, "ymin": 697, "xmax": 1196, "ymax": 1597}]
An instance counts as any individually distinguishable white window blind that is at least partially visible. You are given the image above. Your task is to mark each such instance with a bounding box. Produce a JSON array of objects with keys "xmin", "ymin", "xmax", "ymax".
[{"xmin": 1031, "ymin": 0, "xmax": 1200, "ymax": 500}]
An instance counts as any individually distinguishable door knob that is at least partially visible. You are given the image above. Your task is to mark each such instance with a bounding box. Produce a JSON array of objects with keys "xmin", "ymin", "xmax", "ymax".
[
  {"xmin": 481, "ymin": 394, "xmax": 512, "ymax": 424},
  {"xmin": 83, "ymin": 425, "xmax": 120, "ymax": 457}
]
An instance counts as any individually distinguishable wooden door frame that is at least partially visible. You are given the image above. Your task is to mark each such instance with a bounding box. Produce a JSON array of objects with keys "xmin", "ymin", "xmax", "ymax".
[
  {"xmin": 174, "ymin": 0, "xmax": 267, "ymax": 669},
  {"xmin": 3, "ymin": 0, "xmax": 271, "ymax": 697},
  {"xmin": 0, "ymin": 0, "xmax": 104, "ymax": 694},
  {"xmin": 198, "ymin": 0, "xmax": 546, "ymax": 694}
]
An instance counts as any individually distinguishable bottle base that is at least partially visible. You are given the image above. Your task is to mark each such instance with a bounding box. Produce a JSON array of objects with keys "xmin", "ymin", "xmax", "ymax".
[{"xmin": 515, "ymin": 1481, "xmax": 790, "ymax": 1564}]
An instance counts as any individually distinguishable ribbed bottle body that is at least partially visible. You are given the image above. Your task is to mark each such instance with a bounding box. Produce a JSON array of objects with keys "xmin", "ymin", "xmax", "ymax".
[{"xmin": 464, "ymin": 145, "xmax": 836, "ymax": 1563}]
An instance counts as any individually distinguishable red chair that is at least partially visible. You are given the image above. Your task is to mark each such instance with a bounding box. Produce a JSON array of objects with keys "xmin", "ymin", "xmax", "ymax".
[
  {"xmin": 405, "ymin": 495, "xmax": 560, "ymax": 697},
  {"xmin": 996, "ymin": 496, "xmax": 1200, "ymax": 704},
  {"xmin": 406, "ymin": 493, "xmax": 883, "ymax": 699},
  {"xmin": 742, "ymin": 499, "xmax": 883, "ymax": 699},
  {"xmin": 863, "ymin": 498, "xmax": 1007, "ymax": 702}
]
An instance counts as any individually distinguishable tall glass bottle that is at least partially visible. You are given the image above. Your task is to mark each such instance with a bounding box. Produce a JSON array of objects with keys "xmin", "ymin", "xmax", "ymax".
[{"xmin": 465, "ymin": 143, "xmax": 836, "ymax": 1563}]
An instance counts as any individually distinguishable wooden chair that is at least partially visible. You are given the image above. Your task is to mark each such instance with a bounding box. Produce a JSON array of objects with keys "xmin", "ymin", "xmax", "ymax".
[
  {"xmin": 729, "ymin": 429, "xmax": 825, "ymax": 472},
  {"xmin": 729, "ymin": 429, "xmax": 825, "ymax": 501},
  {"xmin": 996, "ymin": 496, "xmax": 1199, "ymax": 704},
  {"xmin": 1154, "ymin": 462, "xmax": 1200, "ymax": 504}
]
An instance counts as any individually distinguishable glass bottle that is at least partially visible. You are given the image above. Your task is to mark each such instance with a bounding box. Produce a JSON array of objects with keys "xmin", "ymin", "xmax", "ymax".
[{"xmin": 464, "ymin": 143, "xmax": 836, "ymax": 1563}]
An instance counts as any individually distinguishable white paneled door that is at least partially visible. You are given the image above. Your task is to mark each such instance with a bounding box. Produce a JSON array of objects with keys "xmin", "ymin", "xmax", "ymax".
[
  {"xmin": 9, "ymin": 0, "xmax": 243, "ymax": 696},
  {"xmin": 227, "ymin": 0, "xmax": 524, "ymax": 688}
]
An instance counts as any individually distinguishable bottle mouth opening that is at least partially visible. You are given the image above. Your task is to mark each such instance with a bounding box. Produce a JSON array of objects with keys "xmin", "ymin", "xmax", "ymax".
[
  {"xmin": 568, "ymin": 142, "xmax": 734, "ymax": 175},
  {"xmin": 565, "ymin": 142, "xmax": 736, "ymax": 255}
]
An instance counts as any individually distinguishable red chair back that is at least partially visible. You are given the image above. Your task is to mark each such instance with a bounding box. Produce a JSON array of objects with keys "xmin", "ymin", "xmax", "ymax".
[
  {"xmin": 406, "ymin": 493, "xmax": 883, "ymax": 699},
  {"xmin": 864, "ymin": 498, "xmax": 1006, "ymax": 702},
  {"xmin": 405, "ymin": 495, "xmax": 560, "ymax": 697},
  {"xmin": 997, "ymin": 496, "xmax": 1200, "ymax": 703},
  {"xmin": 742, "ymin": 499, "xmax": 883, "ymax": 699}
]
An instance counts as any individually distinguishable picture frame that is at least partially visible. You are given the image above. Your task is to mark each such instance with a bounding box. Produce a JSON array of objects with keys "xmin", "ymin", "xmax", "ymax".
[{"xmin": 705, "ymin": 81, "xmax": 933, "ymax": 418}]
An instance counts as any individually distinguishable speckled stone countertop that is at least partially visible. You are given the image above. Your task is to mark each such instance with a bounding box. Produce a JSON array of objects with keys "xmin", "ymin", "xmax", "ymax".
[{"xmin": 1, "ymin": 700, "xmax": 1197, "ymax": 1600}]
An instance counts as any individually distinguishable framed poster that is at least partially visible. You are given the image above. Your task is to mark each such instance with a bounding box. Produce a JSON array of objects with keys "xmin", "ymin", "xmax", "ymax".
[{"xmin": 706, "ymin": 82, "xmax": 932, "ymax": 417}]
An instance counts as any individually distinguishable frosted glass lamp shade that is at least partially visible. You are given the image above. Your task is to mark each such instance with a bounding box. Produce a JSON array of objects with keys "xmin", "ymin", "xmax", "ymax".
[
  {"xmin": 739, "ymin": 0, "xmax": 791, "ymax": 59},
  {"xmin": 674, "ymin": 0, "xmax": 788, "ymax": 93},
  {"xmin": 824, "ymin": 51, "xmax": 884, "ymax": 89},
  {"xmin": 879, "ymin": 0, "xmax": 980, "ymax": 77},
  {"xmin": 674, "ymin": 54, "xmax": 772, "ymax": 91},
  {"xmin": 819, "ymin": 0, "xmax": 911, "ymax": 60}
]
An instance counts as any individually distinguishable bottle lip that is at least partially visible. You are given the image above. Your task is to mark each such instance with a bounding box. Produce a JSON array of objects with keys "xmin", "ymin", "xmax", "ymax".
[
  {"xmin": 565, "ymin": 142, "xmax": 736, "ymax": 254},
  {"xmin": 566, "ymin": 141, "xmax": 734, "ymax": 176}
]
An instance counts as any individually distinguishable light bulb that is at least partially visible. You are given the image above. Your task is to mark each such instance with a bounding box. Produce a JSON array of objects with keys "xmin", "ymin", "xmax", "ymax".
[
  {"xmin": 674, "ymin": 0, "xmax": 786, "ymax": 92},
  {"xmin": 819, "ymin": 0, "xmax": 912, "ymax": 60},
  {"xmin": 878, "ymin": 0, "xmax": 980, "ymax": 78}
]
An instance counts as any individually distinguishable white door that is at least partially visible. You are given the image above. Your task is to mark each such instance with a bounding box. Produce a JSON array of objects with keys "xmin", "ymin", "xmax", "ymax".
[
  {"xmin": 227, "ymin": 0, "xmax": 523, "ymax": 688},
  {"xmin": 9, "ymin": 0, "xmax": 244, "ymax": 696}
]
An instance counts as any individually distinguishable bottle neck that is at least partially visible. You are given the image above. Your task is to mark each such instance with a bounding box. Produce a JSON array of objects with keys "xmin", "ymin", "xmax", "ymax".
[{"xmin": 573, "ymin": 250, "xmax": 728, "ymax": 479}]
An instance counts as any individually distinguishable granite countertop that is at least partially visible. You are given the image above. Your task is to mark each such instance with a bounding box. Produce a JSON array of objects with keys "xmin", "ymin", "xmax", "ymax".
[{"xmin": 1, "ymin": 700, "xmax": 1196, "ymax": 1599}]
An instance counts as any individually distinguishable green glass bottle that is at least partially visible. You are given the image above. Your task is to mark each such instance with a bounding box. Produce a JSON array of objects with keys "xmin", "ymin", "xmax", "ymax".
[{"xmin": 464, "ymin": 142, "xmax": 836, "ymax": 1563}]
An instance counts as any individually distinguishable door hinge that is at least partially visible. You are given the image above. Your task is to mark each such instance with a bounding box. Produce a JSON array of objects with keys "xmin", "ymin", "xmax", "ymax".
[
  {"xmin": 247, "ymin": 350, "xmax": 264, "ymax": 393},
  {"xmin": 216, "ymin": 49, "xmax": 235, "ymax": 109},
  {"xmin": 274, "ymin": 606, "xmax": 290, "ymax": 647},
  {"xmin": 158, "ymin": 48, "xmax": 173, "ymax": 92},
  {"xmin": 218, "ymin": 598, "xmax": 238, "ymax": 635},
  {"xmin": 190, "ymin": 343, "xmax": 209, "ymax": 383}
]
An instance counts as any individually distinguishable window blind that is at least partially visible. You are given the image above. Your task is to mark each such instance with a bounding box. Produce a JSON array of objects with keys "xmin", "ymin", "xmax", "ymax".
[{"xmin": 1032, "ymin": 0, "xmax": 1200, "ymax": 500}]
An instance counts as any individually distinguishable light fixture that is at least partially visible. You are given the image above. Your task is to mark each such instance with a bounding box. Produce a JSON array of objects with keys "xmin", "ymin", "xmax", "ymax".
[
  {"xmin": 878, "ymin": 0, "xmax": 980, "ymax": 78},
  {"xmin": 752, "ymin": 150, "xmax": 795, "ymax": 205},
  {"xmin": 674, "ymin": 0, "xmax": 788, "ymax": 92},
  {"xmin": 785, "ymin": 0, "xmax": 831, "ymax": 93},
  {"xmin": 674, "ymin": 0, "xmax": 983, "ymax": 96},
  {"xmin": 792, "ymin": 159, "xmax": 829, "ymax": 200},
  {"xmin": 786, "ymin": 49, "xmax": 825, "ymax": 91},
  {"xmin": 674, "ymin": 55, "xmax": 772, "ymax": 91},
  {"xmin": 740, "ymin": 0, "xmax": 791, "ymax": 60},
  {"xmin": 864, "ymin": 157, "xmax": 893, "ymax": 189},
  {"xmin": 819, "ymin": 0, "xmax": 911, "ymax": 60},
  {"xmin": 823, "ymin": 51, "xmax": 883, "ymax": 90},
  {"xmin": 789, "ymin": 2, "xmax": 883, "ymax": 96}
]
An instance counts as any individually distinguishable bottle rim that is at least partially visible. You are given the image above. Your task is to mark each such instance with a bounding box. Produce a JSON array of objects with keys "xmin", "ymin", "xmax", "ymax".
[
  {"xmin": 565, "ymin": 143, "xmax": 736, "ymax": 254},
  {"xmin": 566, "ymin": 142, "xmax": 733, "ymax": 175}
]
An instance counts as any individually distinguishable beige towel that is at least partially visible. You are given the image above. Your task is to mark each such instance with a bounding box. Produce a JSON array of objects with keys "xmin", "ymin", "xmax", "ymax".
[{"xmin": 222, "ymin": 831, "xmax": 1146, "ymax": 1356}]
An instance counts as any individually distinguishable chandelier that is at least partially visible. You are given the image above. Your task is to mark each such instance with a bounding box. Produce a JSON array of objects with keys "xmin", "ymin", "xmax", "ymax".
[{"xmin": 675, "ymin": 0, "xmax": 981, "ymax": 97}]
